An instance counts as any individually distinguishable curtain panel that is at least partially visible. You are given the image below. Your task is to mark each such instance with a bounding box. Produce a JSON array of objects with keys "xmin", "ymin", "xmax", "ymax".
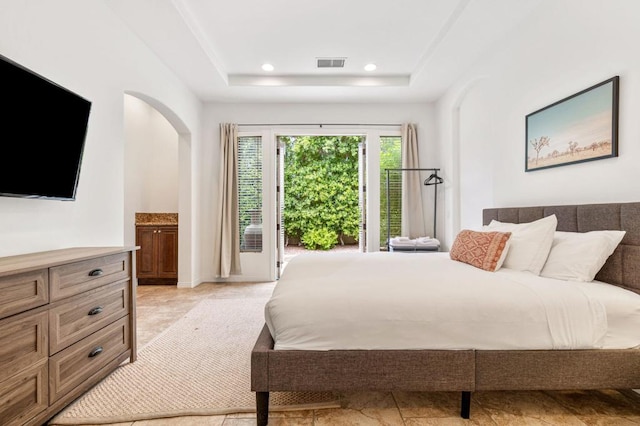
[
  {"xmin": 214, "ymin": 123, "xmax": 242, "ymax": 278},
  {"xmin": 401, "ymin": 123, "xmax": 426, "ymax": 238}
]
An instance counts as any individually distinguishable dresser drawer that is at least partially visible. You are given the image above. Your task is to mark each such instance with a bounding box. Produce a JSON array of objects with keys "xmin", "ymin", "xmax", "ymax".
[
  {"xmin": 49, "ymin": 253, "xmax": 130, "ymax": 301},
  {"xmin": 0, "ymin": 269, "xmax": 48, "ymax": 320},
  {"xmin": 49, "ymin": 280, "xmax": 130, "ymax": 354},
  {"xmin": 0, "ymin": 360, "xmax": 48, "ymax": 426},
  {"xmin": 0, "ymin": 310, "xmax": 48, "ymax": 383},
  {"xmin": 49, "ymin": 316, "xmax": 130, "ymax": 404}
]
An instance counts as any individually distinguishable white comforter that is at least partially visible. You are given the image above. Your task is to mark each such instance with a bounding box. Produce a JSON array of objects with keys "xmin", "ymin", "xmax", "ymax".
[{"xmin": 265, "ymin": 252, "xmax": 640, "ymax": 351}]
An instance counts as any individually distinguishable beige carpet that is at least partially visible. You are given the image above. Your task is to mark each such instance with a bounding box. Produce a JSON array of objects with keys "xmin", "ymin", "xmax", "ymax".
[{"xmin": 49, "ymin": 298, "xmax": 340, "ymax": 425}]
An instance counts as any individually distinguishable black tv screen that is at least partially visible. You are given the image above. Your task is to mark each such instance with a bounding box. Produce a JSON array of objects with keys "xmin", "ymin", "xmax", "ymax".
[{"xmin": 0, "ymin": 54, "xmax": 91, "ymax": 200}]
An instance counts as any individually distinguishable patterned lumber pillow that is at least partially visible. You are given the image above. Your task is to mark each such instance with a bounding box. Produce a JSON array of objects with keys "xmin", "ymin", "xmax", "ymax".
[{"xmin": 450, "ymin": 230, "xmax": 512, "ymax": 272}]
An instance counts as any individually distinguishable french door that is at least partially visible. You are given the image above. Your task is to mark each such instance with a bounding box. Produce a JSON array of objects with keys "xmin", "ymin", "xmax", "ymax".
[
  {"xmin": 358, "ymin": 142, "xmax": 367, "ymax": 252},
  {"xmin": 275, "ymin": 135, "xmax": 367, "ymax": 279},
  {"xmin": 276, "ymin": 141, "xmax": 285, "ymax": 279}
]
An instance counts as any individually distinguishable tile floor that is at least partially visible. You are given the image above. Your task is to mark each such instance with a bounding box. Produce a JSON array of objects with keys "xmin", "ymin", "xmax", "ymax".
[{"xmin": 57, "ymin": 282, "xmax": 640, "ymax": 426}]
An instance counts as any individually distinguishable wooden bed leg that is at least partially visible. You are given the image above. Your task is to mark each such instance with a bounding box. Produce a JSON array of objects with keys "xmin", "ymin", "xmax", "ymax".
[
  {"xmin": 460, "ymin": 391, "xmax": 471, "ymax": 419},
  {"xmin": 256, "ymin": 391, "xmax": 269, "ymax": 426}
]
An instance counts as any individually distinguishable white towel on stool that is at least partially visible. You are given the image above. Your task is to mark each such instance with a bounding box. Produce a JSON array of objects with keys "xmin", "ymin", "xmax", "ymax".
[
  {"xmin": 415, "ymin": 237, "xmax": 440, "ymax": 247},
  {"xmin": 390, "ymin": 237, "xmax": 416, "ymax": 247}
]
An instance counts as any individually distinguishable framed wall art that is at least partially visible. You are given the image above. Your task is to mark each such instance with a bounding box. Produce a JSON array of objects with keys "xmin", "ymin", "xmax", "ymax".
[{"xmin": 525, "ymin": 76, "xmax": 619, "ymax": 172}]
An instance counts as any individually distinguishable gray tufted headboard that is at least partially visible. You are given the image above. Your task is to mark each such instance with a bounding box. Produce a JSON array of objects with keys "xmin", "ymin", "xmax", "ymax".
[{"xmin": 483, "ymin": 202, "xmax": 640, "ymax": 295}]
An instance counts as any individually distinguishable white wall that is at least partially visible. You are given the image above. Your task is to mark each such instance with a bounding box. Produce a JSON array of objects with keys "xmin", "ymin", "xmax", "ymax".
[
  {"xmin": 436, "ymin": 0, "xmax": 640, "ymax": 245},
  {"xmin": 124, "ymin": 95, "xmax": 179, "ymax": 246},
  {"xmin": 201, "ymin": 103, "xmax": 437, "ymax": 281},
  {"xmin": 0, "ymin": 0, "xmax": 202, "ymax": 289}
]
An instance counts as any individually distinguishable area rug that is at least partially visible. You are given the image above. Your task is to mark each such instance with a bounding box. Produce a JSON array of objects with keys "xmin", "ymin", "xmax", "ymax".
[{"xmin": 49, "ymin": 298, "xmax": 340, "ymax": 424}]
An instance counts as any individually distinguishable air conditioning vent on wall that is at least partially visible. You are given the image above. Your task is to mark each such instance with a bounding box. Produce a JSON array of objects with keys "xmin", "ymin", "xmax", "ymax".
[{"xmin": 317, "ymin": 57, "xmax": 346, "ymax": 68}]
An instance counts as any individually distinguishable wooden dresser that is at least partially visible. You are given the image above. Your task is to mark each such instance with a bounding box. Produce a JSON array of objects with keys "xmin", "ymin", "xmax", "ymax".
[{"xmin": 0, "ymin": 247, "xmax": 137, "ymax": 426}]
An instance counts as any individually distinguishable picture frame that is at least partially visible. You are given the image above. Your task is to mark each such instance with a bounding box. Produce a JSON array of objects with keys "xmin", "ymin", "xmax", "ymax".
[{"xmin": 525, "ymin": 76, "xmax": 619, "ymax": 172}]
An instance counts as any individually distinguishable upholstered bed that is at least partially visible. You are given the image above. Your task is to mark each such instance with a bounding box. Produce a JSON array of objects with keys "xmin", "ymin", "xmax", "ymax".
[{"xmin": 251, "ymin": 202, "xmax": 640, "ymax": 425}]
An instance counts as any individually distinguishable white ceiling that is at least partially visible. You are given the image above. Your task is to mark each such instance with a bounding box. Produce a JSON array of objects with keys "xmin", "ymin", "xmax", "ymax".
[{"xmin": 105, "ymin": 0, "xmax": 543, "ymax": 103}]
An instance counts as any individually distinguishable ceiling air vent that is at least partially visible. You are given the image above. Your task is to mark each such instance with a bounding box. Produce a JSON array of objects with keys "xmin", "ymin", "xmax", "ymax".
[{"xmin": 317, "ymin": 57, "xmax": 346, "ymax": 68}]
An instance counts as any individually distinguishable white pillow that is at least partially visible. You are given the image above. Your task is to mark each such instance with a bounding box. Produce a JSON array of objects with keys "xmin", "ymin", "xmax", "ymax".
[
  {"xmin": 540, "ymin": 230, "xmax": 626, "ymax": 282},
  {"xmin": 483, "ymin": 214, "xmax": 557, "ymax": 275}
]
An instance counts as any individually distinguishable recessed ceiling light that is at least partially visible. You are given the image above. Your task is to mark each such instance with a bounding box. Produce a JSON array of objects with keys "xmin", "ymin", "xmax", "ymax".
[
  {"xmin": 262, "ymin": 63, "xmax": 274, "ymax": 72},
  {"xmin": 364, "ymin": 63, "xmax": 377, "ymax": 71}
]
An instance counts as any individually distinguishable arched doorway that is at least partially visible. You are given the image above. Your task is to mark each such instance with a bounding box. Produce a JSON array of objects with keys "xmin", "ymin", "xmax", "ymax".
[{"xmin": 123, "ymin": 92, "xmax": 194, "ymax": 288}]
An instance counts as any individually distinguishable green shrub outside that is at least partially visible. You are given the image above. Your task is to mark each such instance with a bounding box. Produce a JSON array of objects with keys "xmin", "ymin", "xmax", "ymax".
[
  {"xmin": 281, "ymin": 135, "xmax": 361, "ymax": 250},
  {"xmin": 301, "ymin": 228, "xmax": 338, "ymax": 250}
]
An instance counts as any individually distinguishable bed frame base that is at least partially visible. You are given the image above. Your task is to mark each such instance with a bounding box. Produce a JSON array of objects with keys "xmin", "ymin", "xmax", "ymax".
[
  {"xmin": 251, "ymin": 324, "xmax": 479, "ymax": 423},
  {"xmin": 254, "ymin": 390, "xmax": 471, "ymax": 425},
  {"xmin": 252, "ymin": 321, "xmax": 640, "ymax": 423}
]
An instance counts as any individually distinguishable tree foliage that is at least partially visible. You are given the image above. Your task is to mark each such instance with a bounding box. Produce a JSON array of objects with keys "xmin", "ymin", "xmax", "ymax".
[
  {"xmin": 281, "ymin": 135, "xmax": 361, "ymax": 250},
  {"xmin": 379, "ymin": 137, "xmax": 402, "ymax": 247}
]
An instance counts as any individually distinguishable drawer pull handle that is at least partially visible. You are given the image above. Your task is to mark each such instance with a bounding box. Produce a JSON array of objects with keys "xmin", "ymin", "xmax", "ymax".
[
  {"xmin": 88, "ymin": 306, "xmax": 104, "ymax": 316},
  {"xmin": 89, "ymin": 269, "xmax": 104, "ymax": 277},
  {"xmin": 88, "ymin": 346, "xmax": 103, "ymax": 358}
]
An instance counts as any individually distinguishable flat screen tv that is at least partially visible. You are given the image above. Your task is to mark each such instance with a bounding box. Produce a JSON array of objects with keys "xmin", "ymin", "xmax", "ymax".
[{"xmin": 0, "ymin": 54, "xmax": 91, "ymax": 200}]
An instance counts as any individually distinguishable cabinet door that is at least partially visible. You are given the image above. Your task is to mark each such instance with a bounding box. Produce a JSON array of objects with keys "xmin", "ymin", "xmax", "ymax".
[
  {"xmin": 135, "ymin": 226, "xmax": 158, "ymax": 279},
  {"xmin": 156, "ymin": 226, "xmax": 178, "ymax": 279}
]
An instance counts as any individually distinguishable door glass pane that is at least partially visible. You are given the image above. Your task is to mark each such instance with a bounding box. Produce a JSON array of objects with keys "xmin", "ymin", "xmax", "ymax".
[
  {"xmin": 380, "ymin": 136, "xmax": 402, "ymax": 250},
  {"xmin": 358, "ymin": 142, "xmax": 366, "ymax": 252},
  {"xmin": 238, "ymin": 136, "xmax": 262, "ymax": 252}
]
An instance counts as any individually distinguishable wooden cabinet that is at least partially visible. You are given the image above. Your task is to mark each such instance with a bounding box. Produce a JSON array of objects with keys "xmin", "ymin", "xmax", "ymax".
[
  {"xmin": 136, "ymin": 225, "xmax": 178, "ymax": 284},
  {"xmin": 0, "ymin": 247, "xmax": 137, "ymax": 426}
]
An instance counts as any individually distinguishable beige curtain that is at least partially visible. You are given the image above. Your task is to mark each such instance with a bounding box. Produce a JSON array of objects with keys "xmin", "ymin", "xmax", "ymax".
[
  {"xmin": 401, "ymin": 123, "xmax": 426, "ymax": 238},
  {"xmin": 213, "ymin": 123, "xmax": 241, "ymax": 278}
]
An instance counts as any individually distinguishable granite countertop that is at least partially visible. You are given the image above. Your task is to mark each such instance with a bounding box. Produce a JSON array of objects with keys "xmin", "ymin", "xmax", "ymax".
[{"xmin": 135, "ymin": 212, "xmax": 178, "ymax": 226}]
